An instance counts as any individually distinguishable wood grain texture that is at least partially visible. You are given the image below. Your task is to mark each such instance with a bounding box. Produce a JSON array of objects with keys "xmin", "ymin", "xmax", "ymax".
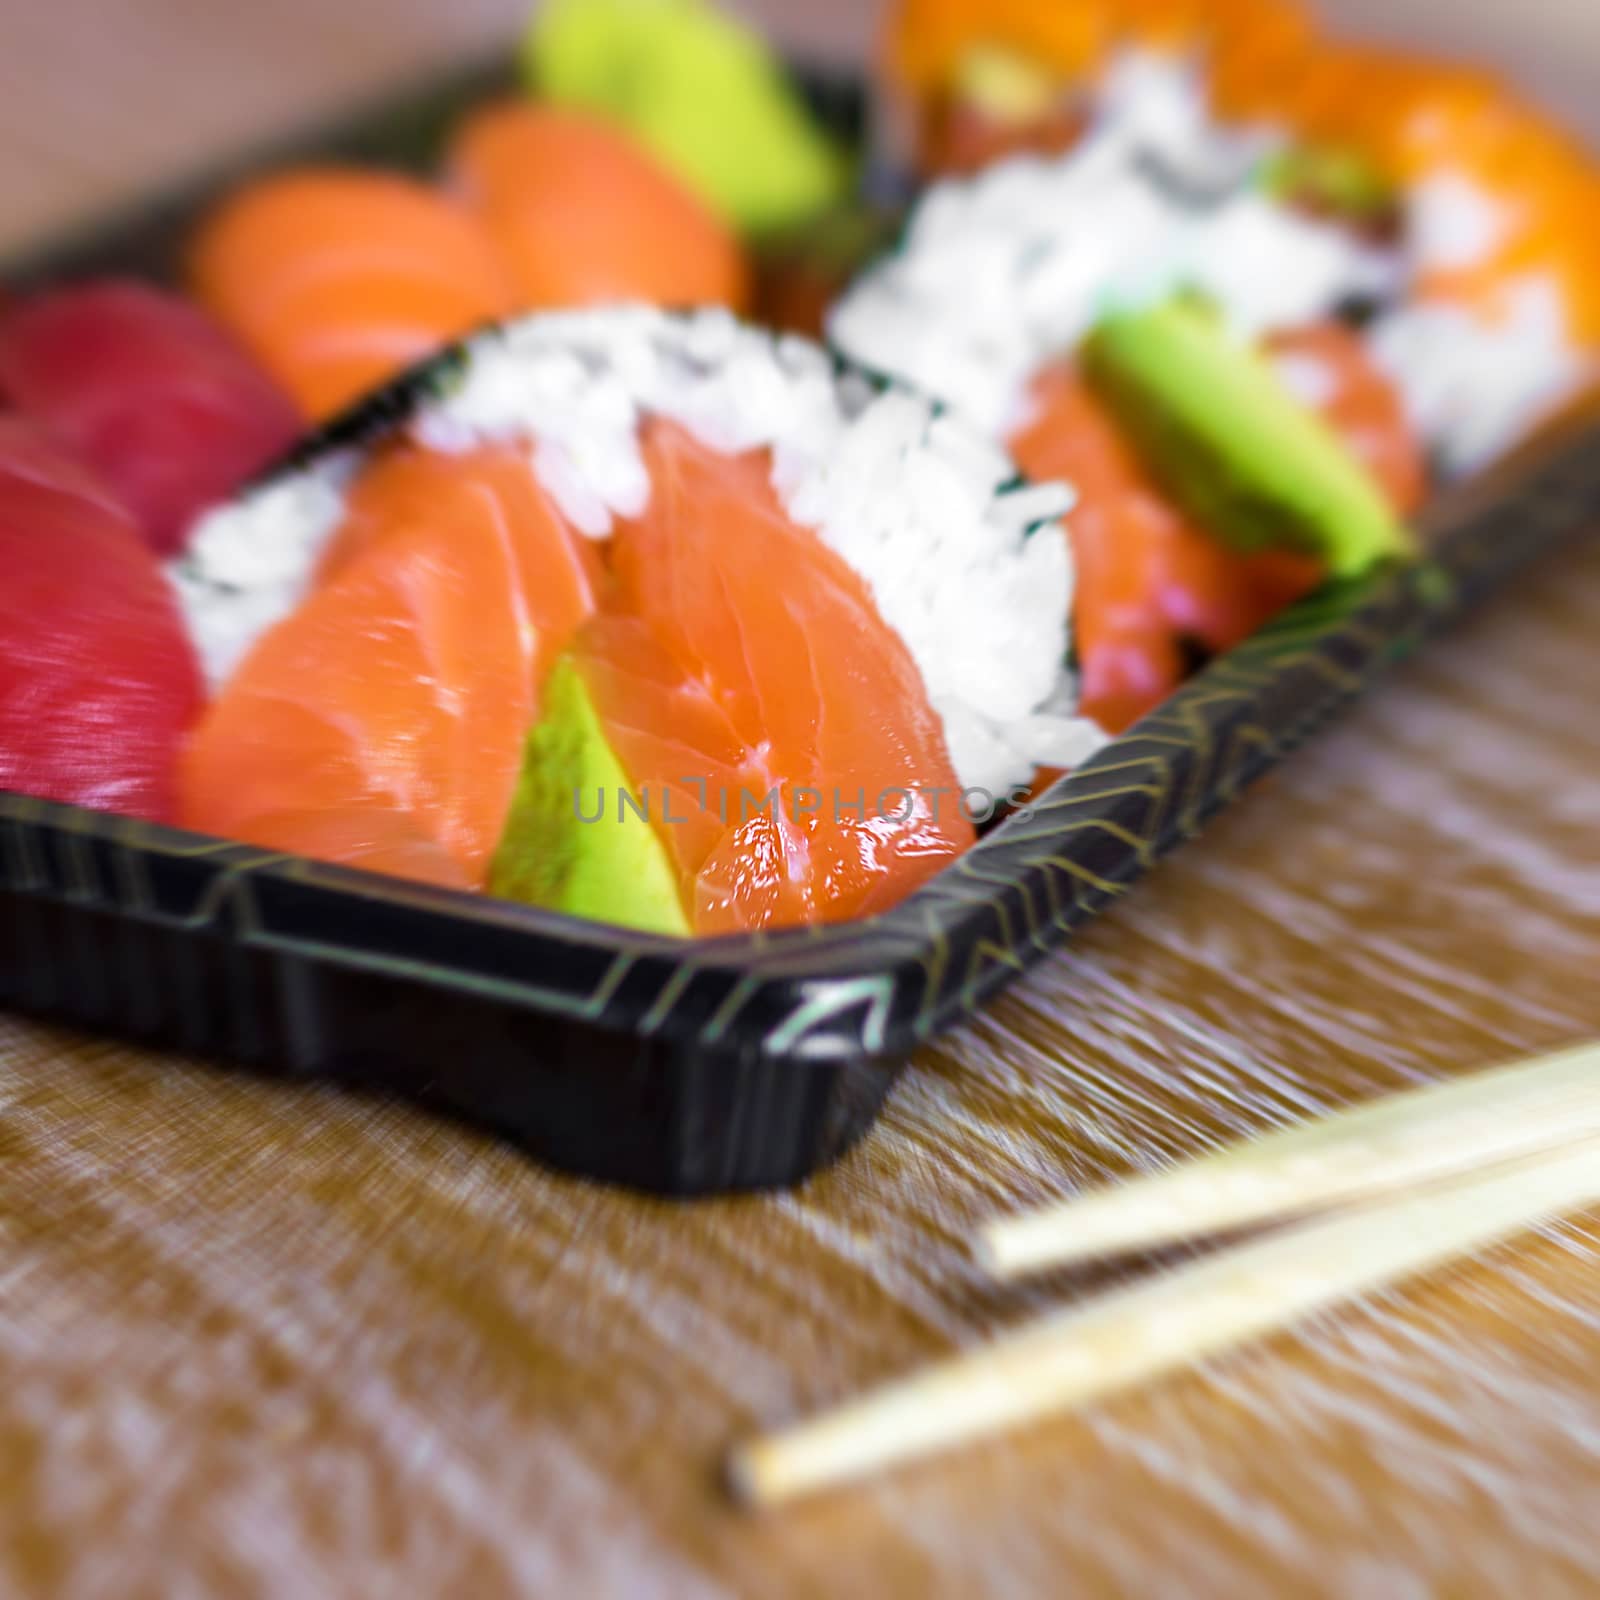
[{"xmin": 3, "ymin": 2, "xmax": 1600, "ymax": 1596}]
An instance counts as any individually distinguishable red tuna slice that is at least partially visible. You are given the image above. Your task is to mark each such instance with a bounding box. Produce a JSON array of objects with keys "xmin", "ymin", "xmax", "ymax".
[
  {"xmin": 0, "ymin": 418, "xmax": 203, "ymax": 821},
  {"xmin": 0, "ymin": 280, "xmax": 302, "ymax": 556}
]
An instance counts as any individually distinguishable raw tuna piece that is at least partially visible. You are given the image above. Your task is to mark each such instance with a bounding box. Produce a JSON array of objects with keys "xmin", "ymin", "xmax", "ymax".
[
  {"xmin": 0, "ymin": 418, "xmax": 203, "ymax": 820},
  {"xmin": 0, "ymin": 280, "xmax": 301, "ymax": 555}
]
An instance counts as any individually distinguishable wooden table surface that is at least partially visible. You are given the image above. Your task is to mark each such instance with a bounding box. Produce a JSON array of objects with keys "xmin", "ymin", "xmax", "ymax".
[{"xmin": 4, "ymin": 3, "xmax": 1600, "ymax": 1596}]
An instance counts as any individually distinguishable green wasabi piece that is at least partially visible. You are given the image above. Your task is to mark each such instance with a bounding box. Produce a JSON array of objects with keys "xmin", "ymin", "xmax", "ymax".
[
  {"xmin": 491, "ymin": 656, "xmax": 690, "ymax": 938},
  {"xmin": 524, "ymin": 0, "xmax": 850, "ymax": 235},
  {"xmin": 1084, "ymin": 299, "xmax": 1414, "ymax": 577}
]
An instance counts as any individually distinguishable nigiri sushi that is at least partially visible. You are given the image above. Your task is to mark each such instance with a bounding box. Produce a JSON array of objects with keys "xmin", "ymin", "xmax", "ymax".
[
  {"xmin": 0, "ymin": 280, "xmax": 301, "ymax": 556},
  {"xmin": 446, "ymin": 102, "xmax": 750, "ymax": 314},
  {"xmin": 175, "ymin": 308, "xmax": 1101, "ymax": 930},
  {"xmin": 0, "ymin": 418, "xmax": 202, "ymax": 821},
  {"xmin": 189, "ymin": 168, "xmax": 516, "ymax": 422}
]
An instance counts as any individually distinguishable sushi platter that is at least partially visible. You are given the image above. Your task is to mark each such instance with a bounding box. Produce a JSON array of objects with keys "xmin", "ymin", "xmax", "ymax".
[{"xmin": 3, "ymin": 0, "xmax": 1600, "ymax": 1193}]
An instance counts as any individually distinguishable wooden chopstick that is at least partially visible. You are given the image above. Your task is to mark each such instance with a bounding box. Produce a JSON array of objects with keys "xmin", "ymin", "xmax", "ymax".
[
  {"xmin": 980, "ymin": 1040, "xmax": 1600, "ymax": 1278},
  {"xmin": 728, "ymin": 1136, "xmax": 1600, "ymax": 1508}
]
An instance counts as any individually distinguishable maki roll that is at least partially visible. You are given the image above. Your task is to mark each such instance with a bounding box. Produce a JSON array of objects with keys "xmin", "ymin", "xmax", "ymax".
[
  {"xmin": 879, "ymin": 0, "xmax": 1600, "ymax": 476},
  {"xmin": 829, "ymin": 57, "xmax": 1393, "ymax": 439},
  {"xmin": 828, "ymin": 73, "xmax": 1421, "ymax": 728},
  {"xmin": 177, "ymin": 308, "xmax": 1098, "ymax": 932}
]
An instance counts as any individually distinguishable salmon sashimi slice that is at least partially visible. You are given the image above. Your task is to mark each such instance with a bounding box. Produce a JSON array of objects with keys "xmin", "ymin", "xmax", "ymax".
[
  {"xmin": 447, "ymin": 102, "xmax": 750, "ymax": 315},
  {"xmin": 180, "ymin": 444, "xmax": 597, "ymax": 888},
  {"xmin": 315, "ymin": 441, "xmax": 606, "ymax": 603},
  {"xmin": 189, "ymin": 169, "xmax": 516, "ymax": 423},
  {"xmin": 503, "ymin": 420, "xmax": 975, "ymax": 934}
]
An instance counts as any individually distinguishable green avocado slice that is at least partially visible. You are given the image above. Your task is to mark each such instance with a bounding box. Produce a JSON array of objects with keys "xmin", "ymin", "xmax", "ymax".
[
  {"xmin": 491, "ymin": 655, "xmax": 691, "ymax": 938},
  {"xmin": 524, "ymin": 0, "xmax": 850, "ymax": 236},
  {"xmin": 1084, "ymin": 299, "xmax": 1414, "ymax": 577}
]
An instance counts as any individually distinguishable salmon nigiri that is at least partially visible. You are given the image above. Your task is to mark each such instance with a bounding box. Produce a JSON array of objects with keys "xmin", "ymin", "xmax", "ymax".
[
  {"xmin": 447, "ymin": 102, "xmax": 749, "ymax": 314},
  {"xmin": 179, "ymin": 444, "xmax": 600, "ymax": 888},
  {"xmin": 190, "ymin": 169, "xmax": 515, "ymax": 423}
]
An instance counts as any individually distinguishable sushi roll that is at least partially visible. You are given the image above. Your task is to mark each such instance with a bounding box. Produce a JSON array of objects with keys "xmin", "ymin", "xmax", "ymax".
[
  {"xmin": 828, "ymin": 75, "xmax": 1421, "ymax": 728},
  {"xmin": 0, "ymin": 418, "xmax": 202, "ymax": 822},
  {"xmin": 189, "ymin": 168, "xmax": 516, "ymax": 422},
  {"xmin": 0, "ymin": 280, "xmax": 301, "ymax": 556},
  {"xmin": 881, "ymin": 1, "xmax": 1600, "ymax": 476},
  {"xmin": 176, "ymin": 308, "xmax": 1100, "ymax": 931}
]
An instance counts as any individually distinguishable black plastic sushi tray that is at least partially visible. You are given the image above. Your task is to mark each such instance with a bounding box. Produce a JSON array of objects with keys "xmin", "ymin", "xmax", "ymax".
[{"xmin": 4, "ymin": 58, "xmax": 1599, "ymax": 1193}]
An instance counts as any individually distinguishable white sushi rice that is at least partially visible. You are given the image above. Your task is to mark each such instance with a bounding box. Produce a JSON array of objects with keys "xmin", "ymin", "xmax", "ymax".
[
  {"xmin": 827, "ymin": 51, "xmax": 1394, "ymax": 437},
  {"xmin": 1370, "ymin": 280, "xmax": 1591, "ymax": 477},
  {"xmin": 171, "ymin": 457, "xmax": 355, "ymax": 690},
  {"xmin": 176, "ymin": 305, "xmax": 1106, "ymax": 797}
]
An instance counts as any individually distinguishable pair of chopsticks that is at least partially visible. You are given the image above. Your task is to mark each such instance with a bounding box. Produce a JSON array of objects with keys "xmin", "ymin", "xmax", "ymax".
[{"xmin": 729, "ymin": 1040, "xmax": 1600, "ymax": 1508}]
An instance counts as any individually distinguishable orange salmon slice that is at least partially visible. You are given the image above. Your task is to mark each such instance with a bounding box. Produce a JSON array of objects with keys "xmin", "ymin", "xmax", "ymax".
[
  {"xmin": 568, "ymin": 420, "xmax": 975, "ymax": 934},
  {"xmin": 180, "ymin": 444, "xmax": 599, "ymax": 888},
  {"xmin": 189, "ymin": 170, "xmax": 515, "ymax": 422}
]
